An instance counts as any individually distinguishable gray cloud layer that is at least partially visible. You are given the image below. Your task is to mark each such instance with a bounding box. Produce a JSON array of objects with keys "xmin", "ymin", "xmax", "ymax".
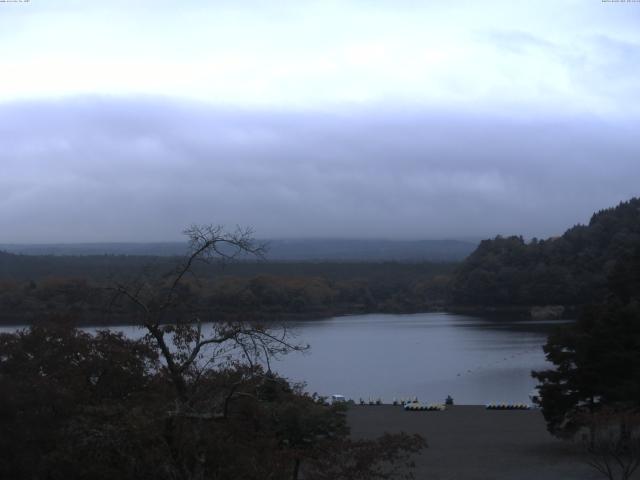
[{"xmin": 1, "ymin": 97, "xmax": 638, "ymax": 242}]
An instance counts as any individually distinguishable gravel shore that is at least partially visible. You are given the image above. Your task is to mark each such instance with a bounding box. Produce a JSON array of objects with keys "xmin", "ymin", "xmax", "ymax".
[{"xmin": 347, "ymin": 405, "xmax": 606, "ymax": 480}]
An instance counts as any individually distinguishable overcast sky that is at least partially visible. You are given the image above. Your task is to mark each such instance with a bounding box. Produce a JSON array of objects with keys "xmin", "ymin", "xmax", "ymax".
[{"xmin": 1, "ymin": 0, "xmax": 639, "ymax": 242}]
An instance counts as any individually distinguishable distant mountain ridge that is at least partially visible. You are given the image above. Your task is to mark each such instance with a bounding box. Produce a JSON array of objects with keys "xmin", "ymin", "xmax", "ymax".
[{"xmin": 0, "ymin": 238, "xmax": 478, "ymax": 262}]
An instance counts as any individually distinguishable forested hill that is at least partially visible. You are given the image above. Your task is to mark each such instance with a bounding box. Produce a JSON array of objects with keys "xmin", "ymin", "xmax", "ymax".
[{"xmin": 452, "ymin": 197, "xmax": 640, "ymax": 307}]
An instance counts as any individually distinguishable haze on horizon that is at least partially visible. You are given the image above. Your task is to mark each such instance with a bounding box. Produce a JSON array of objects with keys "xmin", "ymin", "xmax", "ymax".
[{"xmin": 1, "ymin": 0, "xmax": 639, "ymax": 243}]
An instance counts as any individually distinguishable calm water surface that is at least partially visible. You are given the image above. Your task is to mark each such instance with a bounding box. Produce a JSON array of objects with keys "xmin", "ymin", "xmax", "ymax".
[
  {"xmin": 1, "ymin": 312, "xmax": 569, "ymax": 405},
  {"xmin": 274, "ymin": 312, "xmax": 568, "ymax": 405}
]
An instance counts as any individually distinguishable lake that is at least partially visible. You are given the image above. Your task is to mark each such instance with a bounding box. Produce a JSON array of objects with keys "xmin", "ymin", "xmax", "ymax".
[
  {"xmin": 1, "ymin": 312, "xmax": 569, "ymax": 405},
  {"xmin": 274, "ymin": 312, "xmax": 567, "ymax": 405}
]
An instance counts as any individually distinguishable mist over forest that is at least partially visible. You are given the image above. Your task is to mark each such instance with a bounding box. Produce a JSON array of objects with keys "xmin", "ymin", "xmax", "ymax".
[{"xmin": 0, "ymin": 238, "xmax": 478, "ymax": 262}]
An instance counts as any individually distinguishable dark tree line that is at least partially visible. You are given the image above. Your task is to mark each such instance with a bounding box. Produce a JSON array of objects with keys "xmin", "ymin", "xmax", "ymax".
[{"xmin": 0, "ymin": 257, "xmax": 454, "ymax": 325}]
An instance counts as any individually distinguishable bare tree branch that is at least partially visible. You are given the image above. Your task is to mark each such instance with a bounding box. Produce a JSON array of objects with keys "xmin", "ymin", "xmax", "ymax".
[{"xmin": 107, "ymin": 224, "xmax": 305, "ymax": 412}]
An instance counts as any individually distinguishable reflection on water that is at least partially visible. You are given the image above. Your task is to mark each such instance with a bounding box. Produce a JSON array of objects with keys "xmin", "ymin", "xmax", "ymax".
[{"xmin": 0, "ymin": 312, "xmax": 571, "ymax": 405}]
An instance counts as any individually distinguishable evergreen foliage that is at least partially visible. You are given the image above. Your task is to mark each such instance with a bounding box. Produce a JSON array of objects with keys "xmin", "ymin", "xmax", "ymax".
[{"xmin": 532, "ymin": 246, "xmax": 640, "ymax": 437}]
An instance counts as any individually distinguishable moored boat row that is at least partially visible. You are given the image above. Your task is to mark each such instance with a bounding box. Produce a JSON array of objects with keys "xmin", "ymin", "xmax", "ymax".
[
  {"xmin": 485, "ymin": 403, "xmax": 531, "ymax": 410},
  {"xmin": 404, "ymin": 403, "xmax": 446, "ymax": 411}
]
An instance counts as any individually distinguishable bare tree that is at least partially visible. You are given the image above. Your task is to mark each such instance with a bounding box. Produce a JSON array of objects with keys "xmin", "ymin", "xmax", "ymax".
[
  {"xmin": 110, "ymin": 225, "xmax": 307, "ymax": 480},
  {"xmin": 581, "ymin": 408, "xmax": 640, "ymax": 480},
  {"xmin": 105, "ymin": 225, "xmax": 428, "ymax": 480}
]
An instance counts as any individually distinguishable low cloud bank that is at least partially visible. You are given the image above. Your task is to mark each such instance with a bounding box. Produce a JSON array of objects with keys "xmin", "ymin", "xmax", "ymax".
[{"xmin": 1, "ymin": 97, "xmax": 637, "ymax": 242}]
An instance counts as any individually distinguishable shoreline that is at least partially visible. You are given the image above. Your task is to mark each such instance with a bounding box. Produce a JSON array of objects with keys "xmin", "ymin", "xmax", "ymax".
[{"xmin": 0, "ymin": 305, "xmax": 577, "ymax": 327}]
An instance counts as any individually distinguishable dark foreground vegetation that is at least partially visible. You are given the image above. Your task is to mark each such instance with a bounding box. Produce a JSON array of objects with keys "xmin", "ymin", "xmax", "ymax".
[
  {"xmin": 0, "ymin": 226, "xmax": 425, "ymax": 480},
  {"xmin": 0, "ymin": 324, "xmax": 425, "ymax": 480}
]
